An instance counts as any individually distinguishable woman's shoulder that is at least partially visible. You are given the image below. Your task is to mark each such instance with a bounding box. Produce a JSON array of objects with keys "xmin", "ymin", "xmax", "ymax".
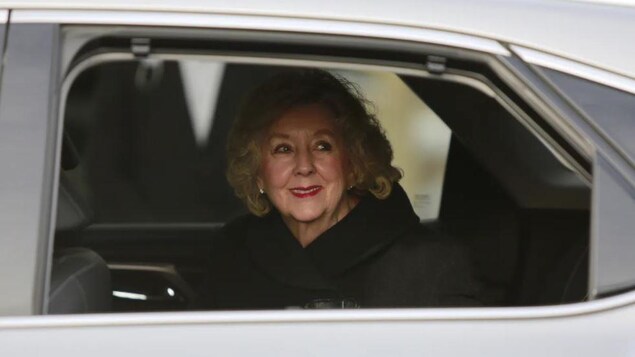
[
  {"xmin": 377, "ymin": 222, "xmax": 482, "ymax": 306},
  {"xmin": 368, "ymin": 221, "xmax": 477, "ymax": 286},
  {"xmin": 392, "ymin": 222, "xmax": 471, "ymax": 261}
]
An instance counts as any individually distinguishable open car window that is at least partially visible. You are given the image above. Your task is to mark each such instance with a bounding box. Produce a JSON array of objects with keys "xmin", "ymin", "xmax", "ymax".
[{"xmin": 50, "ymin": 29, "xmax": 592, "ymax": 314}]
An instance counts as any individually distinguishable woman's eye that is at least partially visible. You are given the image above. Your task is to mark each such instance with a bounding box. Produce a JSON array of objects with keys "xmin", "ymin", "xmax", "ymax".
[
  {"xmin": 316, "ymin": 141, "xmax": 333, "ymax": 151},
  {"xmin": 273, "ymin": 144, "xmax": 292, "ymax": 154}
]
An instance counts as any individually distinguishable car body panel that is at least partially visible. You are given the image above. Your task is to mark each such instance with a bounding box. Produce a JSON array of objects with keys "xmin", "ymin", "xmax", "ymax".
[
  {"xmin": 1, "ymin": 0, "xmax": 635, "ymax": 79},
  {"xmin": 0, "ymin": 23, "xmax": 60, "ymax": 316},
  {"xmin": 2, "ymin": 292, "xmax": 635, "ymax": 356},
  {"xmin": 11, "ymin": 9, "xmax": 511, "ymax": 57},
  {"xmin": 0, "ymin": 1, "xmax": 634, "ymax": 355}
]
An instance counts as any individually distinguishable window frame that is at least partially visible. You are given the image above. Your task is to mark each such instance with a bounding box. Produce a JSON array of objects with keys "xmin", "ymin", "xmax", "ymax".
[
  {"xmin": 59, "ymin": 26, "xmax": 592, "ymax": 307},
  {"xmin": 0, "ymin": 21, "xmax": 61, "ymax": 316},
  {"xmin": 0, "ymin": 9, "xmax": 612, "ymax": 321},
  {"xmin": 503, "ymin": 48, "xmax": 635, "ymax": 298}
]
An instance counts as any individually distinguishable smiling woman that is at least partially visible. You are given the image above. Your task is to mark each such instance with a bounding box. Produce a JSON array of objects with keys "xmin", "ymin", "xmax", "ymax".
[
  {"xmin": 201, "ymin": 69, "xmax": 481, "ymax": 309},
  {"xmin": 257, "ymin": 103, "xmax": 359, "ymax": 247},
  {"xmin": 229, "ymin": 69, "xmax": 400, "ymax": 247}
]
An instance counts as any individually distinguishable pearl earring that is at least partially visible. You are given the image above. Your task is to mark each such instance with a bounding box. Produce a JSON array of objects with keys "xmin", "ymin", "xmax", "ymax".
[{"xmin": 259, "ymin": 188, "xmax": 264, "ymax": 195}]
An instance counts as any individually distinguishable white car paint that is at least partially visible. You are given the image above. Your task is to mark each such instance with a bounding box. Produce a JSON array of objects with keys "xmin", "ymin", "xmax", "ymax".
[
  {"xmin": 1, "ymin": 0, "xmax": 635, "ymax": 80},
  {"xmin": 2, "ymin": 291, "xmax": 635, "ymax": 356},
  {"xmin": 0, "ymin": 1, "xmax": 633, "ymax": 355}
]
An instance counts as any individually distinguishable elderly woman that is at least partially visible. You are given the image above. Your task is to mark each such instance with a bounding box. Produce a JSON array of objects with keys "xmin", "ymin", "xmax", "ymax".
[{"xmin": 202, "ymin": 69, "xmax": 479, "ymax": 309}]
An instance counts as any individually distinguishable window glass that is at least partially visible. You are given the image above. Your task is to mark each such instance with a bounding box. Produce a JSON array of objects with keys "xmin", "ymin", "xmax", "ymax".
[
  {"xmin": 538, "ymin": 67, "xmax": 635, "ymax": 297},
  {"xmin": 539, "ymin": 67, "xmax": 635, "ymax": 160}
]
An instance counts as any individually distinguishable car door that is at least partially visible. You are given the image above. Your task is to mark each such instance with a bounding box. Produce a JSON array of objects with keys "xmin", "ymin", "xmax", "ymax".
[{"xmin": 1, "ymin": 3, "xmax": 635, "ymax": 356}]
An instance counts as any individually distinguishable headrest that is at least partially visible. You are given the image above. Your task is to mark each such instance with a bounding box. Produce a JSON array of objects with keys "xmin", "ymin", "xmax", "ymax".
[
  {"xmin": 56, "ymin": 170, "xmax": 93, "ymax": 231},
  {"xmin": 56, "ymin": 133, "xmax": 93, "ymax": 231}
]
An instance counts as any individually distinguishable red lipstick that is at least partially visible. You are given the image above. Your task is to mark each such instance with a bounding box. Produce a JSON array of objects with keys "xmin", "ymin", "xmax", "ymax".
[{"xmin": 290, "ymin": 186, "xmax": 322, "ymax": 198}]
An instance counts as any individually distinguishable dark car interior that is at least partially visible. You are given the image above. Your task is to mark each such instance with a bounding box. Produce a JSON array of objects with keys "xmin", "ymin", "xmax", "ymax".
[{"xmin": 50, "ymin": 48, "xmax": 591, "ymax": 313}]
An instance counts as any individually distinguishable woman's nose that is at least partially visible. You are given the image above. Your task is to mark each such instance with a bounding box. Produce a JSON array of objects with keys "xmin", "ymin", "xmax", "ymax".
[{"xmin": 295, "ymin": 148, "xmax": 315, "ymax": 176}]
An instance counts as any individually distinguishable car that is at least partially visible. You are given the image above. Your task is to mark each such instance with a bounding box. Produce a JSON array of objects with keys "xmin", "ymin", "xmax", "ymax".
[{"xmin": 0, "ymin": 0, "xmax": 634, "ymax": 355}]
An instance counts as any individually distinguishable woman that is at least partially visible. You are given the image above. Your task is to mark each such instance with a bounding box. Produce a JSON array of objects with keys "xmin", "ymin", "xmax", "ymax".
[{"xmin": 202, "ymin": 69, "xmax": 479, "ymax": 309}]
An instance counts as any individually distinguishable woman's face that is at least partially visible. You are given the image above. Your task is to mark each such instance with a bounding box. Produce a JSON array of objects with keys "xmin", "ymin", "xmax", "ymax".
[{"xmin": 257, "ymin": 103, "xmax": 354, "ymax": 225}]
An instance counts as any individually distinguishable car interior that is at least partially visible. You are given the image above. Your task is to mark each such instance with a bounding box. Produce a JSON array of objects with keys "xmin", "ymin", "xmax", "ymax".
[{"xmin": 49, "ymin": 34, "xmax": 591, "ymax": 313}]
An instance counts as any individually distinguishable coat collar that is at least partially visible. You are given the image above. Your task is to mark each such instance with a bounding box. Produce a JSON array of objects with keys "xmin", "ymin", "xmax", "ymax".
[
  {"xmin": 245, "ymin": 184, "xmax": 419, "ymax": 291},
  {"xmin": 246, "ymin": 212, "xmax": 334, "ymax": 291}
]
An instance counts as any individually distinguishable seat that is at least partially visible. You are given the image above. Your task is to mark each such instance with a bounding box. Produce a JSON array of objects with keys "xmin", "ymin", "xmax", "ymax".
[
  {"xmin": 48, "ymin": 247, "xmax": 111, "ymax": 314},
  {"xmin": 439, "ymin": 137, "xmax": 589, "ymax": 306},
  {"xmin": 48, "ymin": 136, "xmax": 112, "ymax": 314}
]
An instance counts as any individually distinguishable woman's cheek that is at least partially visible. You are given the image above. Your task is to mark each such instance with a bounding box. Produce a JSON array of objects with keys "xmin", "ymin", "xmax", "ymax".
[
  {"xmin": 263, "ymin": 157, "xmax": 293, "ymax": 187},
  {"xmin": 318, "ymin": 156, "xmax": 345, "ymax": 181}
]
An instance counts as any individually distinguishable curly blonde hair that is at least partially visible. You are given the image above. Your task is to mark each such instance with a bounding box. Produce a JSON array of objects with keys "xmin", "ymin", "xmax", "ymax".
[{"xmin": 226, "ymin": 69, "xmax": 402, "ymax": 216}]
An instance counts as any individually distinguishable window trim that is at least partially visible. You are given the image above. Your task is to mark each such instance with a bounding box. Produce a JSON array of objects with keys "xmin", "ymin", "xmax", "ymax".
[
  {"xmin": 511, "ymin": 45, "xmax": 635, "ymax": 96},
  {"xmin": 0, "ymin": 23, "xmax": 61, "ymax": 316},
  {"xmin": 48, "ymin": 24, "xmax": 596, "ymax": 317},
  {"xmin": 4, "ymin": 288, "xmax": 635, "ymax": 328},
  {"xmin": 11, "ymin": 9, "xmax": 510, "ymax": 57}
]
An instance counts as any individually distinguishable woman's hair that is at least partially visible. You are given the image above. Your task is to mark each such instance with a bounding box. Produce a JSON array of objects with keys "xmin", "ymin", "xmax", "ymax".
[{"xmin": 226, "ymin": 68, "xmax": 402, "ymax": 216}]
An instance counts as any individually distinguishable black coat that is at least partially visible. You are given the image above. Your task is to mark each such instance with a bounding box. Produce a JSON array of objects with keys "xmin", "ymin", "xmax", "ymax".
[{"xmin": 201, "ymin": 185, "xmax": 480, "ymax": 309}]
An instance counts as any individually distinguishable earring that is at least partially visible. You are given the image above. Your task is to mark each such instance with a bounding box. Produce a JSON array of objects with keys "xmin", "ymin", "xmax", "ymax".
[
  {"xmin": 347, "ymin": 185, "xmax": 354, "ymax": 190},
  {"xmin": 259, "ymin": 188, "xmax": 264, "ymax": 195}
]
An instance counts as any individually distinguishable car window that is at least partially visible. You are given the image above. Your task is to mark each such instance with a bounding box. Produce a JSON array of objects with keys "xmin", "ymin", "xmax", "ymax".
[
  {"xmin": 50, "ymin": 36, "xmax": 592, "ymax": 314},
  {"xmin": 539, "ymin": 67, "xmax": 635, "ymax": 161},
  {"xmin": 534, "ymin": 66, "xmax": 635, "ymax": 296}
]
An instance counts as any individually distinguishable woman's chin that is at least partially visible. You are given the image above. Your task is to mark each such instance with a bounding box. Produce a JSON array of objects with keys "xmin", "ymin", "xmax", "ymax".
[{"xmin": 287, "ymin": 209, "xmax": 325, "ymax": 225}]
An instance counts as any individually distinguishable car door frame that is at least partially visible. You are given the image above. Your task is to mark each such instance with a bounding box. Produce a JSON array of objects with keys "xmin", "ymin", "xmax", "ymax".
[{"xmin": 1, "ymin": 7, "xmax": 635, "ymax": 355}]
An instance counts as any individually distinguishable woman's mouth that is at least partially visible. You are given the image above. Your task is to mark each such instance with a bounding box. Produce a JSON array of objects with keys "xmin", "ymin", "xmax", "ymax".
[{"xmin": 290, "ymin": 186, "xmax": 322, "ymax": 198}]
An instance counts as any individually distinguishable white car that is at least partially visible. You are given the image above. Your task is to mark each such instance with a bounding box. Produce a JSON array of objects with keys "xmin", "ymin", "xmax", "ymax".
[{"xmin": 1, "ymin": 0, "xmax": 635, "ymax": 355}]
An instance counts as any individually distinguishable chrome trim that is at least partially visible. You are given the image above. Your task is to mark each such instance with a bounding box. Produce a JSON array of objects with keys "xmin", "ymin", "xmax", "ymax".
[
  {"xmin": 2, "ymin": 288, "xmax": 635, "ymax": 328},
  {"xmin": 12, "ymin": 9, "xmax": 510, "ymax": 56},
  {"xmin": 112, "ymin": 291, "xmax": 147, "ymax": 301},
  {"xmin": 512, "ymin": 45, "xmax": 635, "ymax": 95}
]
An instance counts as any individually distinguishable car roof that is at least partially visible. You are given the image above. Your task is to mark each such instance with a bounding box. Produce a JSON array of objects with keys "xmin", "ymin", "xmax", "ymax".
[{"xmin": 1, "ymin": 0, "xmax": 635, "ymax": 80}]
